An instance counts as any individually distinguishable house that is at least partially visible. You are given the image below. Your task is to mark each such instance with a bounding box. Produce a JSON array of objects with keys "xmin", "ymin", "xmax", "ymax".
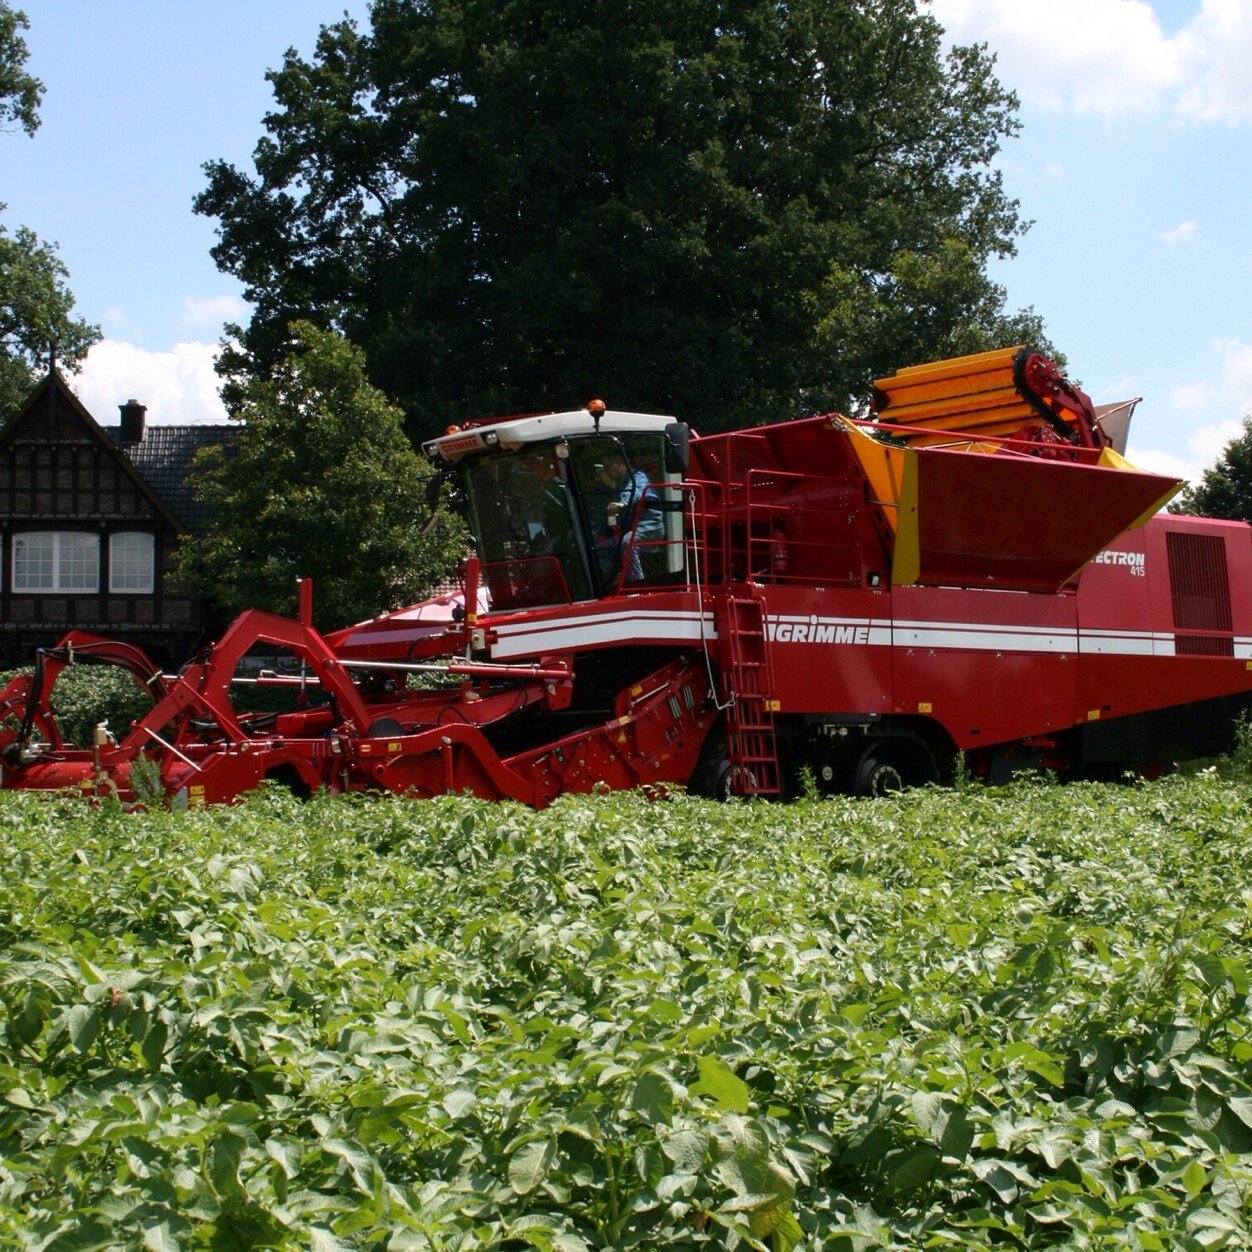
[{"xmin": 0, "ymin": 370, "xmax": 239, "ymax": 669}]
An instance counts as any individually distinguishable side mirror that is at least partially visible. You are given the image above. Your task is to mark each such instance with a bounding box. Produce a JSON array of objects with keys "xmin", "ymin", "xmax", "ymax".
[
  {"xmin": 425, "ymin": 473, "xmax": 443, "ymax": 512},
  {"xmin": 421, "ymin": 467, "xmax": 458, "ymax": 535},
  {"xmin": 664, "ymin": 422, "xmax": 690, "ymax": 474}
]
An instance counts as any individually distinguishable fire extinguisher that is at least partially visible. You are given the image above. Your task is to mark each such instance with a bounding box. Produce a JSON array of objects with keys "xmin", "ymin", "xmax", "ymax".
[{"xmin": 770, "ymin": 520, "xmax": 790, "ymax": 577}]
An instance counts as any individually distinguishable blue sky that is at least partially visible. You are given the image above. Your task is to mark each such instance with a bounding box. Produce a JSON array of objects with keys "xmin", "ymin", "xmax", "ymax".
[
  {"xmin": 931, "ymin": 0, "xmax": 1252, "ymax": 483},
  {"xmin": 4, "ymin": 0, "xmax": 1251, "ymax": 486}
]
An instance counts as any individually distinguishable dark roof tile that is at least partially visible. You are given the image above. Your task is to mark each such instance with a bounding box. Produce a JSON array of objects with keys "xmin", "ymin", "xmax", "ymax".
[{"xmin": 106, "ymin": 424, "xmax": 241, "ymax": 530}]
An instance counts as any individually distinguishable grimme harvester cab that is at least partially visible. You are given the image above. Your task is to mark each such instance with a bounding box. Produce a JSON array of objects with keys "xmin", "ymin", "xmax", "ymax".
[{"xmin": 2, "ymin": 345, "xmax": 1249, "ymax": 807}]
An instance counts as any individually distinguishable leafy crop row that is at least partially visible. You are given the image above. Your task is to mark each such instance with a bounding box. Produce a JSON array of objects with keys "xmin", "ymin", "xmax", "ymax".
[{"xmin": 3, "ymin": 776, "xmax": 1252, "ymax": 1248}]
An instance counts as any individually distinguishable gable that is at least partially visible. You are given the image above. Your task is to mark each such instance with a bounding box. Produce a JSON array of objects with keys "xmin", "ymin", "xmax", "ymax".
[
  {"xmin": 0, "ymin": 373, "xmax": 182, "ymax": 532},
  {"xmin": 0, "ymin": 372, "xmax": 242, "ymax": 534}
]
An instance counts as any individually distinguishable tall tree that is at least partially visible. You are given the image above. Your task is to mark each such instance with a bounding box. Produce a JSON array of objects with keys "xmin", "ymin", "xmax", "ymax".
[
  {"xmin": 1172, "ymin": 417, "xmax": 1252, "ymax": 523},
  {"xmin": 197, "ymin": 0, "xmax": 1046, "ymax": 441},
  {"xmin": 0, "ymin": 0, "xmax": 41, "ymax": 135},
  {"xmin": 176, "ymin": 321, "xmax": 463, "ymax": 629},
  {"xmin": 0, "ymin": 2, "xmax": 99, "ymax": 416},
  {"xmin": 0, "ymin": 222, "xmax": 101, "ymax": 413}
]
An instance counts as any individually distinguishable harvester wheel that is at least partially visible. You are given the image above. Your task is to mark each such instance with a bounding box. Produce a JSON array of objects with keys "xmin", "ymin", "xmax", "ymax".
[
  {"xmin": 695, "ymin": 750, "xmax": 758, "ymax": 800},
  {"xmin": 690, "ymin": 727, "xmax": 742, "ymax": 800},
  {"xmin": 852, "ymin": 748, "xmax": 905, "ymax": 797},
  {"xmin": 851, "ymin": 739, "xmax": 937, "ymax": 797}
]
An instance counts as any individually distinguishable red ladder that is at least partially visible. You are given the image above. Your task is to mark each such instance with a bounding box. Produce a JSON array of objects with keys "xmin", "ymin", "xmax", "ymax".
[{"xmin": 717, "ymin": 594, "xmax": 781, "ymax": 796}]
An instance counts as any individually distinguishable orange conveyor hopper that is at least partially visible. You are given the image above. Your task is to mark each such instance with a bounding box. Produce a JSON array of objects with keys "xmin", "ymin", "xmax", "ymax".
[{"xmin": 835, "ymin": 347, "xmax": 1183, "ymax": 591}]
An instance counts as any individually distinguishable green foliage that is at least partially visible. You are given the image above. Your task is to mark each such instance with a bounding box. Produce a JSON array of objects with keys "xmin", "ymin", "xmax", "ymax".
[
  {"xmin": 176, "ymin": 320, "xmax": 464, "ymax": 629},
  {"xmin": 0, "ymin": 2, "xmax": 41, "ymax": 137},
  {"xmin": 0, "ymin": 663, "xmax": 152, "ymax": 747},
  {"xmin": 0, "ymin": 4, "xmax": 100, "ymax": 417},
  {"xmin": 1173, "ymin": 416, "xmax": 1252, "ymax": 523},
  {"xmin": 1201, "ymin": 712, "xmax": 1252, "ymax": 785},
  {"xmin": 5, "ymin": 778, "xmax": 1252, "ymax": 1246},
  {"xmin": 196, "ymin": 0, "xmax": 1044, "ymax": 441},
  {"xmin": 0, "ymin": 218, "xmax": 102, "ymax": 415}
]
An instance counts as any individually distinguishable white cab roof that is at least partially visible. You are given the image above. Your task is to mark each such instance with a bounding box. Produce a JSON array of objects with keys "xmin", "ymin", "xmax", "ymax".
[{"xmin": 425, "ymin": 409, "xmax": 676, "ymax": 462}]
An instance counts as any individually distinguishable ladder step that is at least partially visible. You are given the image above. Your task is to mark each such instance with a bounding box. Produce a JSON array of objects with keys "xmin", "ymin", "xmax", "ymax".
[{"xmin": 718, "ymin": 594, "xmax": 782, "ymax": 797}]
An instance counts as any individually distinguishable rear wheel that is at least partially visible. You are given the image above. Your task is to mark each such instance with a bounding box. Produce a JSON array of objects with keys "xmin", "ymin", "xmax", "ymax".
[
  {"xmin": 850, "ymin": 739, "xmax": 937, "ymax": 798},
  {"xmin": 690, "ymin": 727, "xmax": 729, "ymax": 799}
]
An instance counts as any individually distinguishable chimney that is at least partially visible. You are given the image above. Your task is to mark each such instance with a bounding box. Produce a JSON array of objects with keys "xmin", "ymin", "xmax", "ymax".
[{"xmin": 118, "ymin": 399, "xmax": 147, "ymax": 444}]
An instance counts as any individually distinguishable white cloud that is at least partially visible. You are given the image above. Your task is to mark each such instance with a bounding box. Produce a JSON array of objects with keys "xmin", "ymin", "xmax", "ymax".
[
  {"xmin": 927, "ymin": 0, "xmax": 1252, "ymax": 122},
  {"xmin": 1171, "ymin": 378, "xmax": 1218, "ymax": 410},
  {"xmin": 1160, "ymin": 219, "xmax": 1198, "ymax": 243},
  {"xmin": 927, "ymin": 0, "xmax": 1184, "ymax": 115},
  {"xmin": 1131, "ymin": 339, "xmax": 1252, "ymax": 484},
  {"xmin": 1125, "ymin": 445, "xmax": 1197, "ymax": 480},
  {"xmin": 65, "ymin": 339, "xmax": 229, "ymax": 425},
  {"xmin": 1189, "ymin": 416, "xmax": 1247, "ymax": 465},
  {"xmin": 1176, "ymin": 0, "xmax": 1252, "ymax": 122},
  {"xmin": 1129, "ymin": 421, "xmax": 1243, "ymax": 487}
]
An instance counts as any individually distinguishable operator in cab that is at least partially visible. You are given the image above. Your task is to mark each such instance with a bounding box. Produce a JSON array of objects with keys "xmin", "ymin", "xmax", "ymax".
[{"xmin": 603, "ymin": 450, "xmax": 664, "ymax": 582}]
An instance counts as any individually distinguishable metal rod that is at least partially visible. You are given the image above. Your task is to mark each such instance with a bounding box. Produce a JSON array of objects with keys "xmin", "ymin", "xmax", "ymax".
[
  {"xmin": 136, "ymin": 725, "xmax": 203, "ymax": 773},
  {"xmin": 342, "ymin": 658, "xmax": 567, "ymax": 681},
  {"xmin": 337, "ymin": 659, "xmax": 464, "ymax": 673}
]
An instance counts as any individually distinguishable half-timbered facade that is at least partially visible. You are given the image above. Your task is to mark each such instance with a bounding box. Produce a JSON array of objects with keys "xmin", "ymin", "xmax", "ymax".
[{"xmin": 0, "ymin": 371, "xmax": 237, "ymax": 668}]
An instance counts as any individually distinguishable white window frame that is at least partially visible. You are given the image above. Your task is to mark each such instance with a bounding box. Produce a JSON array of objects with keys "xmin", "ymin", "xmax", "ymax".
[
  {"xmin": 11, "ymin": 531, "xmax": 100, "ymax": 593},
  {"xmin": 109, "ymin": 531, "xmax": 156, "ymax": 594}
]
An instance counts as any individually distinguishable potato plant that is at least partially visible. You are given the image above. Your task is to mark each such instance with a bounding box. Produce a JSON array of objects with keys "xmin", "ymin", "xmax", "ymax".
[{"xmin": 2, "ymin": 776, "xmax": 1252, "ymax": 1248}]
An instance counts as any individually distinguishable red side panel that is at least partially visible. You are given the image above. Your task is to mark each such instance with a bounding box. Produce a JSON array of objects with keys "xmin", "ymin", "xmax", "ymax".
[
  {"xmin": 759, "ymin": 586, "xmax": 894, "ymax": 714},
  {"xmin": 902, "ymin": 449, "xmax": 1180, "ymax": 591},
  {"xmin": 891, "ymin": 584, "xmax": 1078, "ymax": 749},
  {"xmin": 1075, "ymin": 517, "xmax": 1252, "ymax": 721}
]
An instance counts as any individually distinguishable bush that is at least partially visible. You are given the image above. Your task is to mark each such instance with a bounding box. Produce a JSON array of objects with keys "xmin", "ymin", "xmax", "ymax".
[{"xmin": 0, "ymin": 663, "xmax": 152, "ymax": 747}]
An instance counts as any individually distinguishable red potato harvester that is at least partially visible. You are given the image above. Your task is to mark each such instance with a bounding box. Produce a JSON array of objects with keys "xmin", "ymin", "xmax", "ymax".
[{"xmin": 2, "ymin": 345, "xmax": 1245, "ymax": 807}]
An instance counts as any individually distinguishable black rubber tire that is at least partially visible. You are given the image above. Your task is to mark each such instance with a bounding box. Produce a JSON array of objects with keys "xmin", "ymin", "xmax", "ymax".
[
  {"xmin": 852, "ymin": 746, "xmax": 907, "ymax": 797},
  {"xmin": 851, "ymin": 739, "xmax": 938, "ymax": 797},
  {"xmin": 690, "ymin": 726, "xmax": 753, "ymax": 800}
]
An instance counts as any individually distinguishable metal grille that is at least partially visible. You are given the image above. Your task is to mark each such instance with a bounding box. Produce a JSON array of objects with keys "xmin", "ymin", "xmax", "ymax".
[{"xmin": 1167, "ymin": 530, "xmax": 1233, "ymax": 656}]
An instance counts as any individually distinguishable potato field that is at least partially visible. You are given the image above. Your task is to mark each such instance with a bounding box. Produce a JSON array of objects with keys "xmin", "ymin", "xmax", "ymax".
[{"xmin": 3, "ymin": 772, "xmax": 1252, "ymax": 1249}]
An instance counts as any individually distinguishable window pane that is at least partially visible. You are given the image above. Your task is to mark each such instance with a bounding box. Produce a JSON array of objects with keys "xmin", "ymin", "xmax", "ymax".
[
  {"xmin": 13, "ymin": 532, "xmax": 54, "ymax": 590},
  {"xmin": 12, "ymin": 532, "xmax": 100, "ymax": 592},
  {"xmin": 58, "ymin": 533, "xmax": 99, "ymax": 591},
  {"xmin": 109, "ymin": 531, "xmax": 155, "ymax": 593}
]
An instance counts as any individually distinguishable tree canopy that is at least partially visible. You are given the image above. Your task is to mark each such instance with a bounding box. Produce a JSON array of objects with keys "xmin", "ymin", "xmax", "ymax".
[
  {"xmin": 0, "ymin": 3, "xmax": 99, "ymax": 416},
  {"xmin": 1172, "ymin": 417, "xmax": 1252, "ymax": 523},
  {"xmin": 0, "ymin": 0, "xmax": 40, "ymax": 136},
  {"xmin": 0, "ymin": 220, "xmax": 102, "ymax": 414},
  {"xmin": 197, "ymin": 0, "xmax": 1047, "ymax": 442},
  {"xmin": 176, "ymin": 321, "xmax": 463, "ymax": 630}
]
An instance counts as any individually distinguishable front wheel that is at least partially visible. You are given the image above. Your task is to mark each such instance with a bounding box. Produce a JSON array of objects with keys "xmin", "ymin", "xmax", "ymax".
[{"xmin": 690, "ymin": 727, "xmax": 758, "ymax": 800}]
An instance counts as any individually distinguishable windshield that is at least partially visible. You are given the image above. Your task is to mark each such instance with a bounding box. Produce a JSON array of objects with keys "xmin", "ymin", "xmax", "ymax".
[
  {"xmin": 461, "ymin": 435, "xmax": 682, "ymax": 610},
  {"xmin": 463, "ymin": 448, "xmax": 591, "ymax": 608}
]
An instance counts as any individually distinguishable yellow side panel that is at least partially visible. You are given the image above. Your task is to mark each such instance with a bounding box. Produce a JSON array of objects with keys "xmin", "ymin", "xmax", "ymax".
[
  {"xmin": 891, "ymin": 453, "xmax": 921, "ymax": 585},
  {"xmin": 829, "ymin": 416, "xmax": 911, "ymax": 535}
]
